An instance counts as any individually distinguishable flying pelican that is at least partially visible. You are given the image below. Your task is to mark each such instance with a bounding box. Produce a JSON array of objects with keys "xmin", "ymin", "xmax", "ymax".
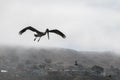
[{"xmin": 19, "ymin": 26, "xmax": 66, "ymax": 42}]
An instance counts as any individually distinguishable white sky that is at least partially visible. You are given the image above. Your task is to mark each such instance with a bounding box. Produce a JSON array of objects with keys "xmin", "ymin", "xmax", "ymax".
[{"xmin": 1, "ymin": 0, "xmax": 120, "ymax": 52}]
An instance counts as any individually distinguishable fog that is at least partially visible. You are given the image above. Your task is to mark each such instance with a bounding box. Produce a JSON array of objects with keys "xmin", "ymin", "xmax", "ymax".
[
  {"xmin": 1, "ymin": 0, "xmax": 120, "ymax": 52},
  {"xmin": 0, "ymin": 46, "xmax": 120, "ymax": 79},
  {"xmin": 0, "ymin": 46, "xmax": 120, "ymax": 68}
]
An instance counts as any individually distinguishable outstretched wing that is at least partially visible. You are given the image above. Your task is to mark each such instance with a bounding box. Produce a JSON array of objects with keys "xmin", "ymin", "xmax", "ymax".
[
  {"xmin": 19, "ymin": 26, "xmax": 40, "ymax": 35},
  {"xmin": 49, "ymin": 29, "xmax": 66, "ymax": 38}
]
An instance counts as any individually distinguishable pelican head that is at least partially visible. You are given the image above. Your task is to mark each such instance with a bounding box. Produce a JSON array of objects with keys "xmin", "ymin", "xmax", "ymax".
[{"xmin": 46, "ymin": 28, "xmax": 49, "ymax": 39}]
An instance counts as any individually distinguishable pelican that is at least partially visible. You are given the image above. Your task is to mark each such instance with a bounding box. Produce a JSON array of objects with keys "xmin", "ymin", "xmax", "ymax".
[{"xmin": 19, "ymin": 26, "xmax": 66, "ymax": 42}]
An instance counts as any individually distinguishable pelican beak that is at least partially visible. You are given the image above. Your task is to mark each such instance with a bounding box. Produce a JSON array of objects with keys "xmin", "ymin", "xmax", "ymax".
[{"xmin": 47, "ymin": 32, "xmax": 49, "ymax": 39}]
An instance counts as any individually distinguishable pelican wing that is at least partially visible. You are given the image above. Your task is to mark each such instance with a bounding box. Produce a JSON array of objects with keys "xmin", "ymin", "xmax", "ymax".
[
  {"xmin": 19, "ymin": 26, "xmax": 40, "ymax": 35},
  {"xmin": 49, "ymin": 29, "xmax": 66, "ymax": 38}
]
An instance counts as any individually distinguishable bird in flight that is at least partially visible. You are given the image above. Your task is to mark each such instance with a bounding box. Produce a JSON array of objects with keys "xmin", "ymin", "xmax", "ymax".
[{"xmin": 19, "ymin": 26, "xmax": 66, "ymax": 42}]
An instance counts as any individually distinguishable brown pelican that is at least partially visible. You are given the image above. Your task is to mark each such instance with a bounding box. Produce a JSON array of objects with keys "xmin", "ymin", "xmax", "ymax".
[{"xmin": 19, "ymin": 26, "xmax": 66, "ymax": 42}]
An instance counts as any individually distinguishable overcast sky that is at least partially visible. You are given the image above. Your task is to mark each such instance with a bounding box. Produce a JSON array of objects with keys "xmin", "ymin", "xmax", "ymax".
[{"xmin": 1, "ymin": 0, "xmax": 120, "ymax": 52}]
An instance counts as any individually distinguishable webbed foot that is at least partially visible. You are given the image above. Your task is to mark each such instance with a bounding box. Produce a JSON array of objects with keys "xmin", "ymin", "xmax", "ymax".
[{"xmin": 34, "ymin": 37, "xmax": 37, "ymax": 41}]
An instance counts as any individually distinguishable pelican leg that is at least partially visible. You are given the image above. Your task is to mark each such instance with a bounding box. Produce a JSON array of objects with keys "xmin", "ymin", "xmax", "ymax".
[
  {"xmin": 34, "ymin": 37, "xmax": 37, "ymax": 41},
  {"xmin": 38, "ymin": 37, "xmax": 41, "ymax": 42}
]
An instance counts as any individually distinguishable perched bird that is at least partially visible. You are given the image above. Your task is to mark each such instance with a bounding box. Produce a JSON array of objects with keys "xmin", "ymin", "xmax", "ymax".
[
  {"xmin": 19, "ymin": 26, "xmax": 66, "ymax": 42},
  {"xmin": 75, "ymin": 60, "xmax": 78, "ymax": 66}
]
